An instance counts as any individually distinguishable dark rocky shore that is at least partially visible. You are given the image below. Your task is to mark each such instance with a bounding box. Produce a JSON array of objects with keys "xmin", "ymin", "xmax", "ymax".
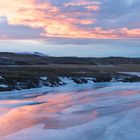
[{"xmin": 0, "ymin": 52, "xmax": 140, "ymax": 92}]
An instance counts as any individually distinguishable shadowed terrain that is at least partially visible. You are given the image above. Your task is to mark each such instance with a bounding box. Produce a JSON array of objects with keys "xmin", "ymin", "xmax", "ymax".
[{"xmin": 0, "ymin": 52, "xmax": 140, "ymax": 91}]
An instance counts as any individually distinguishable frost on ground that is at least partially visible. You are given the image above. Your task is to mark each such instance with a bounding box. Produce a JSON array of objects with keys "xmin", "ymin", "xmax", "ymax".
[{"xmin": 0, "ymin": 82, "xmax": 140, "ymax": 140}]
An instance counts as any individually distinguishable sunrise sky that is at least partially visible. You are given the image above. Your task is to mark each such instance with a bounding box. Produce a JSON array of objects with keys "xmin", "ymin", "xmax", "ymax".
[{"xmin": 0, "ymin": 0, "xmax": 140, "ymax": 57}]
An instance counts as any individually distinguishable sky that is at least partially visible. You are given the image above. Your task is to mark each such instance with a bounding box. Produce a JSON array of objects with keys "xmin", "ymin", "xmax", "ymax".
[{"xmin": 0, "ymin": 0, "xmax": 140, "ymax": 57}]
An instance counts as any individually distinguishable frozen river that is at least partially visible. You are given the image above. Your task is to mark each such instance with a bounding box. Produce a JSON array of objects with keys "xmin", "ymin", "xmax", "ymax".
[{"xmin": 0, "ymin": 82, "xmax": 140, "ymax": 140}]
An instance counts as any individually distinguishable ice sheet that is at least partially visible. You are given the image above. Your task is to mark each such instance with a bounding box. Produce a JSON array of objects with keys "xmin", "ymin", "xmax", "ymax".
[{"xmin": 0, "ymin": 82, "xmax": 140, "ymax": 140}]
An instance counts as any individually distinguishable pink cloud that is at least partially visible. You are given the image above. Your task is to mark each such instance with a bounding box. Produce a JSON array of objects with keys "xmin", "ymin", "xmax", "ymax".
[
  {"xmin": 86, "ymin": 5, "xmax": 100, "ymax": 11},
  {"xmin": 0, "ymin": 0, "xmax": 139, "ymax": 40}
]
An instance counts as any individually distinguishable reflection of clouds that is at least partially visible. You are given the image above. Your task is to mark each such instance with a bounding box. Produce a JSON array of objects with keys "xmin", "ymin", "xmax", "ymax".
[
  {"xmin": 0, "ymin": 91, "xmax": 96, "ymax": 137},
  {"xmin": 0, "ymin": 87, "xmax": 140, "ymax": 137},
  {"xmin": 113, "ymin": 90, "xmax": 140, "ymax": 96}
]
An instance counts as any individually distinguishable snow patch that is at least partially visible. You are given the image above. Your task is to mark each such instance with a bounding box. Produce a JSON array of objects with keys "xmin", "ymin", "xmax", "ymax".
[
  {"xmin": 0, "ymin": 76, "xmax": 4, "ymax": 79},
  {"xmin": 119, "ymin": 72, "xmax": 140, "ymax": 77},
  {"xmin": 40, "ymin": 76, "xmax": 48, "ymax": 81},
  {"xmin": 0, "ymin": 84, "xmax": 8, "ymax": 88}
]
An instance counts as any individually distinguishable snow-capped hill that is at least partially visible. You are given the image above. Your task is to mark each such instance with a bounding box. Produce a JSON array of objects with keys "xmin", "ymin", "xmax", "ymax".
[
  {"xmin": 32, "ymin": 52, "xmax": 48, "ymax": 57},
  {"xmin": 17, "ymin": 52, "xmax": 48, "ymax": 57}
]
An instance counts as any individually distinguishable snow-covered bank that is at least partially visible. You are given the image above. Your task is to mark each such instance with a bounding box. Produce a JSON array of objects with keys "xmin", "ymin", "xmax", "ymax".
[
  {"xmin": 0, "ymin": 82, "xmax": 139, "ymax": 100},
  {"xmin": 0, "ymin": 76, "xmax": 96, "ymax": 92},
  {"xmin": 0, "ymin": 77, "xmax": 94, "ymax": 92},
  {"xmin": 119, "ymin": 72, "xmax": 140, "ymax": 77},
  {"xmin": 0, "ymin": 82, "xmax": 140, "ymax": 140},
  {"xmin": 1, "ymin": 73, "xmax": 140, "ymax": 92}
]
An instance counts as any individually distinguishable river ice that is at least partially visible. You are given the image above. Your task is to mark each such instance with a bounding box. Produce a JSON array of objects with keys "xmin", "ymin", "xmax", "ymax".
[{"xmin": 0, "ymin": 82, "xmax": 140, "ymax": 140}]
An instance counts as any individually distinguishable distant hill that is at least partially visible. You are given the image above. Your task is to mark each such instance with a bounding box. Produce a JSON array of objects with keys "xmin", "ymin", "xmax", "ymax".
[{"xmin": 0, "ymin": 52, "xmax": 139, "ymax": 65}]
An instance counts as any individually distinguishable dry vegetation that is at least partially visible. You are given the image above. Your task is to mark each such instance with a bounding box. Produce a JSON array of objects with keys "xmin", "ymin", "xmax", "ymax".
[{"xmin": 0, "ymin": 52, "xmax": 140, "ymax": 91}]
